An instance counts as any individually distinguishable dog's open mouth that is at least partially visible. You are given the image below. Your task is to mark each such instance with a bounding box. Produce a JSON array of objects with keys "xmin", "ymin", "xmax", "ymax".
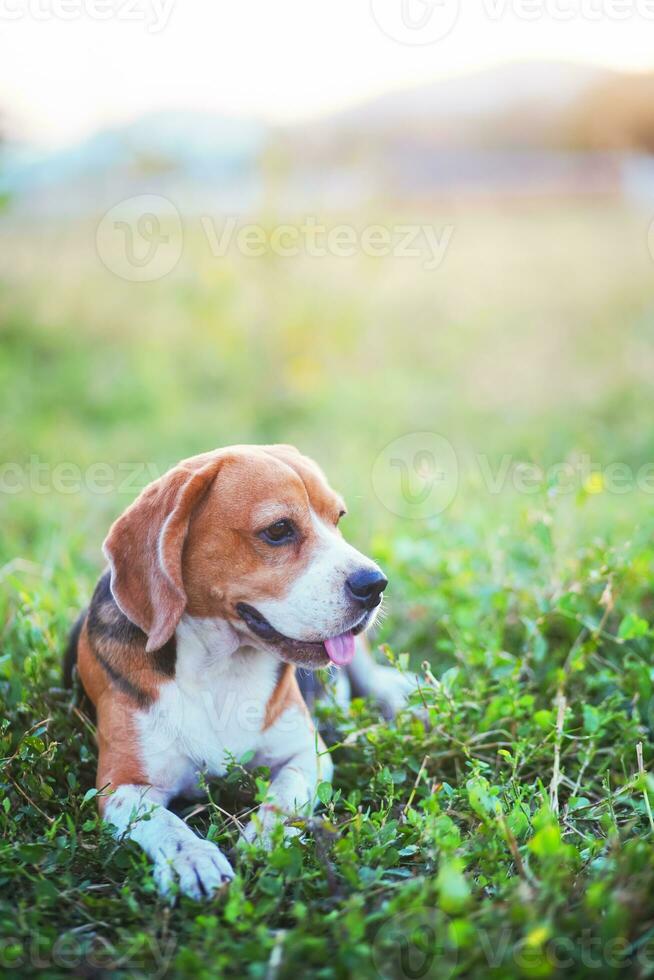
[{"xmin": 235, "ymin": 602, "xmax": 369, "ymax": 667}]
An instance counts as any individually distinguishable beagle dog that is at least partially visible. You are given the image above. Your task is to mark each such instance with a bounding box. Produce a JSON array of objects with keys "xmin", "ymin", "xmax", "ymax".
[{"xmin": 65, "ymin": 444, "xmax": 409, "ymax": 900}]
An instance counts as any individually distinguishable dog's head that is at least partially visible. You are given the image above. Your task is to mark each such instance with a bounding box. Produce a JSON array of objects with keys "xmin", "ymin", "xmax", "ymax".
[{"xmin": 103, "ymin": 445, "xmax": 387, "ymax": 669}]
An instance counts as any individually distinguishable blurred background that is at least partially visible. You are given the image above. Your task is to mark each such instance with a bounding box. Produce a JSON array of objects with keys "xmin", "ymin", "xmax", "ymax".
[{"xmin": 2, "ymin": 0, "xmax": 654, "ymax": 640}]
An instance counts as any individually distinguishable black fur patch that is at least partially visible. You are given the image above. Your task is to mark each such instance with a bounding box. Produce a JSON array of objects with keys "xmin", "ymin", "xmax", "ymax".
[
  {"xmin": 74, "ymin": 569, "xmax": 178, "ymax": 707},
  {"xmin": 90, "ymin": 645, "xmax": 153, "ymax": 708},
  {"xmin": 151, "ymin": 638, "xmax": 177, "ymax": 677},
  {"xmin": 87, "ymin": 571, "xmax": 145, "ymax": 647},
  {"xmin": 86, "ymin": 570, "xmax": 177, "ymax": 677},
  {"xmin": 63, "ymin": 611, "xmax": 85, "ymax": 688}
]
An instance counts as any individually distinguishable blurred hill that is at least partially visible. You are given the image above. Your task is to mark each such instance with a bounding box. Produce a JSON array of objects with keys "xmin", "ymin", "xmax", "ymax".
[
  {"xmin": 306, "ymin": 60, "xmax": 612, "ymax": 144},
  {"xmin": 0, "ymin": 112, "xmax": 265, "ymax": 216},
  {"xmin": 3, "ymin": 60, "xmax": 654, "ymax": 214}
]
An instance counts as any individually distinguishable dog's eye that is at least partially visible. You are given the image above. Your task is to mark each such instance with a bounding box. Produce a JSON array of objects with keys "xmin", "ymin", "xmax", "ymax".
[
  {"xmin": 260, "ymin": 519, "xmax": 296, "ymax": 546},
  {"xmin": 337, "ymin": 509, "xmax": 347, "ymax": 522}
]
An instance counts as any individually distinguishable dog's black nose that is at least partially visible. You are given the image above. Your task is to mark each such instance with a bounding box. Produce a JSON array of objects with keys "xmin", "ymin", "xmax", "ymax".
[{"xmin": 346, "ymin": 568, "xmax": 388, "ymax": 608}]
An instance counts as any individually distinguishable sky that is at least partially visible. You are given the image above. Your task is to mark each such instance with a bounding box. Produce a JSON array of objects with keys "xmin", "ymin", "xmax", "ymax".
[{"xmin": 2, "ymin": 0, "xmax": 654, "ymax": 147}]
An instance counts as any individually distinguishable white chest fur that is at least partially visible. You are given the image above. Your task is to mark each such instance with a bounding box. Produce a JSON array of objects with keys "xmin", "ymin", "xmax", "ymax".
[{"xmin": 136, "ymin": 616, "xmax": 280, "ymax": 795}]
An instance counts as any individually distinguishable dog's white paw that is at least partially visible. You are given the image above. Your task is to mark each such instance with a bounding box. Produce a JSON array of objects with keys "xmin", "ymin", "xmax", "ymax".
[
  {"xmin": 365, "ymin": 665, "xmax": 419, "ymax": 719},
  {"xmin": 153, "ymin": 836, "xmax": 234, "ymax": 901}
]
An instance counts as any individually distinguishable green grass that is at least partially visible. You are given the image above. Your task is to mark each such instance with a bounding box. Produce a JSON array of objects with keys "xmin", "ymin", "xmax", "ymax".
[{"xmin": 2, "ymin": 199, "xmax": 654, "ymax": 977}]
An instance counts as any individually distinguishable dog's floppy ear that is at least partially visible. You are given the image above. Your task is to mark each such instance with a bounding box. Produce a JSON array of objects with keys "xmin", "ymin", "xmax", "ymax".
[{"xmin": 102, "ymin": 454, "xmax": 225, "ymax": 652}]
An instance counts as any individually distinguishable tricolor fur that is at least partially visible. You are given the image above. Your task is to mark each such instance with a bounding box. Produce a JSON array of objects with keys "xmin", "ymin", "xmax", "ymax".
[{"xmin": 66, "ymin": 444, "xmax": 410, "ymax": 900}]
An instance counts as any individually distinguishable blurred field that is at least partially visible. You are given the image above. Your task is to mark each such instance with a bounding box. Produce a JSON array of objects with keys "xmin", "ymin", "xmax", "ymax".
[
  {"xmin": 3, "ymin": 199, "xmax": 654, "ymax": 977},
  {"xmin": 2, "ymin": 196, "xmax": 654, "ymax": 656},
  {"xmin": 1, "ymin": 198, "xmax": 653, "ymax": 557}
]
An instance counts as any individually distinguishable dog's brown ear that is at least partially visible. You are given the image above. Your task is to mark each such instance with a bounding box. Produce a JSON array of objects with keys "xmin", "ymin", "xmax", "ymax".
[{"xmin": 102, "ymin": 454, "xmax": 225, "ymax": 652}]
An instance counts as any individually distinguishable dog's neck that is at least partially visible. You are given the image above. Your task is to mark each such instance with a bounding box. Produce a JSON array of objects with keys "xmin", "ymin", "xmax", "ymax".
[{"xmin": 175, "ymin": 613, "xmax": 273, "ymax": 686}]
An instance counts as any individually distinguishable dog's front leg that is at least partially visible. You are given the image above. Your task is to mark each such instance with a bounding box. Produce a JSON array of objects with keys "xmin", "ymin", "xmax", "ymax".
[
  {"xmin": 103, "ymin": 784, "xmax": 235, "ymax": 900},
  {"xmin": 347, "ymin": 634, "xmax": 418, "ymax": 719},
  {"xmin": 241, "ymin": 705, "xmax": 334, "ymax": 849}
]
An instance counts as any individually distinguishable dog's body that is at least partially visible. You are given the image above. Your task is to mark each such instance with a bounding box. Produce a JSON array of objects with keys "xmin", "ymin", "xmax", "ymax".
[{"xmin": 66, "ymin": 445, "xmax": 411, "ymax": 899}]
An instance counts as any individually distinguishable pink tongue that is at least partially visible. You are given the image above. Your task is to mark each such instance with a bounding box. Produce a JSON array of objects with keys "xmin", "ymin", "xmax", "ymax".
[{"xmin": 324, "ymin": 631, "xmax": 355, "ymax": 667}]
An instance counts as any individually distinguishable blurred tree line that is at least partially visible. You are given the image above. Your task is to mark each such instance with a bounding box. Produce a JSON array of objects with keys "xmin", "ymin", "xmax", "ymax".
[{"xmin": 570, "ymin": 74, "xmax": 654, "ymax": 152}]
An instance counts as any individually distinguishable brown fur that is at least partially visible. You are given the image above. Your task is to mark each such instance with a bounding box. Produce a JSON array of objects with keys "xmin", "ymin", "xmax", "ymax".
[
  {"xmin": 76, "ymin": 623, "xmax": 146, "ymax": 806},
  {"xmin": 103, "ymin": 445, "xmax": 345, "ymax": 652},
  {"xmin": 70, "ymin": 444, "xmax": 346, "ymax": 795},
  {"xmin": 263, "ymin": 664, "xmax": 309, "ymax": 730}
]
